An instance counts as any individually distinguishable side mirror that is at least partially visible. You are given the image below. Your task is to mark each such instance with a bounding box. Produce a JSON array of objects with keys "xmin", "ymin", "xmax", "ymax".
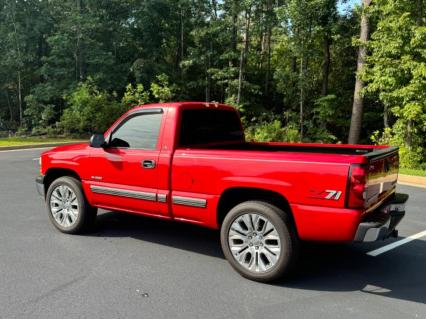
[{"xmin": 90, "ymin": 134, "xmax": 106, "ymax": 148}]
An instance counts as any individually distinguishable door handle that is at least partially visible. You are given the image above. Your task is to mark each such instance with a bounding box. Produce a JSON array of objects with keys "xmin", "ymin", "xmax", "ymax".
[{"xmin": 142, "ymin": 160, "xmax": 156, "ymax": 169}]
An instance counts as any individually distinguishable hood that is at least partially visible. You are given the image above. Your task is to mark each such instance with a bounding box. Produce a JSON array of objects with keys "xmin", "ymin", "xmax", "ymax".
[{"xmin": 43, "ymin": 142, "xmax": 90, "ymax": 155}]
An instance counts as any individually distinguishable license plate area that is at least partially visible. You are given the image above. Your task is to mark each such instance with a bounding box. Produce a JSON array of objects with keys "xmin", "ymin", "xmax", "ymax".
[
  {"xmin": 363, "ymin": 193, "xmax": 408, "ymax": 224},
  {"xmin": 381, "ymin": 202, "xmax": 405, "ymax": 215}
]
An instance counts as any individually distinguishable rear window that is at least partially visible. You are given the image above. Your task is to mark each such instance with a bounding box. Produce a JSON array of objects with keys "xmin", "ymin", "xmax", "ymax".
[{"xmin": 179, "ymin": 109, "xmax": 244, "ymax": 146}]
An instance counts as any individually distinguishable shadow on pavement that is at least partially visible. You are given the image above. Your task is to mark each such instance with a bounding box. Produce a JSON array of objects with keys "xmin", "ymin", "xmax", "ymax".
[
  {"xmin": 94, "ymin": 211, "xmax": 223, "ymax": 258},
  {"xmin": 284, "ymin": 241, "xmax": 426, "ymax": 305},
  {"xmin": 93, "ymin": 210, "xmax": 426, "ymax": 305}
]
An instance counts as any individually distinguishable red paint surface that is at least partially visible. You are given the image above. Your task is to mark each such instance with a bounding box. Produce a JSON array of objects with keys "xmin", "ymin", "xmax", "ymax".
[{"xmin": 40, "ymin": 102, "xmax": 398, "ymax": 242}]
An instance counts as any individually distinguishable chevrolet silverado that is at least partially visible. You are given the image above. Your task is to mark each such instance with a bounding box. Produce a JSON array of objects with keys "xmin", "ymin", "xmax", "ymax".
[{"xmin": 36, "ymin": 102, "xmax": 408, "ymax": 282}]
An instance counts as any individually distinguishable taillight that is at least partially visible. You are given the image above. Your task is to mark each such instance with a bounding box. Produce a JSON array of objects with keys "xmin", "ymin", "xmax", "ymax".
[{"xmin": 347, "ymin": 164, "xmax": 367, "ymax": 208}]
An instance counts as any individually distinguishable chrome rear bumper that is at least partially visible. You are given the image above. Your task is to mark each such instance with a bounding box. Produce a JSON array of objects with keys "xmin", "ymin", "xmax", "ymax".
[{"xmin": 354, "ymin": 193, "xmax": 408, "ymax": 242}]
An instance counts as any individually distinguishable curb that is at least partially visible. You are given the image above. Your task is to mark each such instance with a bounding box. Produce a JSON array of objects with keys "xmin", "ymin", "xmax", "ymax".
[
  {"xmin": 398, "ymin": 174, "xmax": 426, "ymax": 188},
  {"xmin": 0, "ymin": 142, "xmax": 84, "ymax": 152}
]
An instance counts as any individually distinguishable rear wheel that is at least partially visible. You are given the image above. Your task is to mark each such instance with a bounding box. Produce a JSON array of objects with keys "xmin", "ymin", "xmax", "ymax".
[
  {"xmin": 46, "ymin": 176, "xmax": 97, "ymax": 234},
  {"xmin": 220, "ymin": 201, "xmax": 299, "ymax": 282}
]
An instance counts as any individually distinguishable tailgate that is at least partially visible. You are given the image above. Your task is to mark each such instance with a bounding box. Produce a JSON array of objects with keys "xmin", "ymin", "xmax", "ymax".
[{"xmin": 364, "ymin": 147, "xmax": 399, "ymax": 211}]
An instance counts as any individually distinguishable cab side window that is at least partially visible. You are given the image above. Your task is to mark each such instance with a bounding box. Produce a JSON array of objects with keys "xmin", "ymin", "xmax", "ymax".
[{"xmin": 109, "ymin": 112, "xmax": 163, "ymax": 150}]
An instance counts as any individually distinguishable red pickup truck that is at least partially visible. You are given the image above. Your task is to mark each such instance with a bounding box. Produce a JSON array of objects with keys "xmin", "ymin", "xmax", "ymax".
[{"xmin": 36, "ymin": 102, "xmax": 408, "ymax": 282}]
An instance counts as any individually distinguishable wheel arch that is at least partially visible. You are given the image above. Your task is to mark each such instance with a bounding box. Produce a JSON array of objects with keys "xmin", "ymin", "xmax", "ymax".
[
  {"xmin": 43, "ymin": 168, "xmax": 82, "ymax": 197},
  {"xmin": 216, "ymin": 187, "xmax": 297, "ymax": 233}
]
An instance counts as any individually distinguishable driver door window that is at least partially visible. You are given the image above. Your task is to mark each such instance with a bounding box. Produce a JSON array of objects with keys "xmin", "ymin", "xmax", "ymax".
[{"xmin": 109, "ymin": 112, "xmax": 163, "ymax": 149}]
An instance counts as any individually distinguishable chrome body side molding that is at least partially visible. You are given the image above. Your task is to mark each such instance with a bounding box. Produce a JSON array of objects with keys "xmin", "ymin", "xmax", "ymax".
[
  {"xmin": 90, "ymin": 185, "xmax": 207, "ymax": 208},
  {"xmin": 90, "ymin": 185, "xmax": 157, "ymax": 202},
  {"xmin": 172, "ymin": 196, "xmax": 207, "ymax": 208},
  {"xmin": 157, "ymin": 194, "xmax": 167, "ymax": 203}
]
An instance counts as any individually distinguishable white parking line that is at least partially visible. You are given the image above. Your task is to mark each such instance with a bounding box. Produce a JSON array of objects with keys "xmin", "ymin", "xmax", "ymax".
[{"xmin": 367, "ymin": 230, "xmax": 426, "ymax": 256}]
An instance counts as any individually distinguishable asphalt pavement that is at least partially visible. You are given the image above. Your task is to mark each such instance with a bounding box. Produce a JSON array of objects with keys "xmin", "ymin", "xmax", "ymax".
[{"xmin": 0, "ymin": 148, "xmax": 425, "ymax": 319}]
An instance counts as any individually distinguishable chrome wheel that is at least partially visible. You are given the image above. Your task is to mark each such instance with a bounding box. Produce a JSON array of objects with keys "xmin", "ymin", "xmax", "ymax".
[
  {"xmin": 228, "ymin": 213, "xmax": 281, "ymax": 273},
  {"xmin": 49, "ymin": 185, "xmax": 79, "ymax": 228}
]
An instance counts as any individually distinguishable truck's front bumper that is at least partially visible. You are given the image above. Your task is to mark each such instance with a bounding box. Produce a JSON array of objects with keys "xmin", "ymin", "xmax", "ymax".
[
  {"xmin": 354, "ymin": 193, "xmax": 408, "ymax": 242},
  {"xmin": 35, "ymin": 175, "xmax": 45, "ymax": 197}
]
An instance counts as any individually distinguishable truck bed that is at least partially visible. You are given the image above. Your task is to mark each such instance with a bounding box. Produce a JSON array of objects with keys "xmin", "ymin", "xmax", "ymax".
[
  {"xmin": 177, "ymin": 141, "xmax": 399, "ymax": 218},
  {"xmin": 195, "ymin": 141, "xmax": 391, "ymax": 156}
]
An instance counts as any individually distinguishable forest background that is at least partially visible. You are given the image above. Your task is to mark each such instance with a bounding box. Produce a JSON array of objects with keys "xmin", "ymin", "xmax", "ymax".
[{"xmin": 0, "ymin": 0, "xmax": 425, "ymax": 169}]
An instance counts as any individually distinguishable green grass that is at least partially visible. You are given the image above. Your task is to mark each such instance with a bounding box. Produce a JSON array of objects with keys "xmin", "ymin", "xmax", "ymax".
[
  {"xmin": 399, "ymin": 168, "xmax": 426, "ymax": 177},
  {"xmin": 0, "ymin": 137, "xmax": 84, "ymax": 148}
]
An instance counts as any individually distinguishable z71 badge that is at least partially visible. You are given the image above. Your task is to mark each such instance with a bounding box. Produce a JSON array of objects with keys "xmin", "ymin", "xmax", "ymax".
[{"xmin": 309, "ymin": 189, "xmax": 342, "ymax": 201}]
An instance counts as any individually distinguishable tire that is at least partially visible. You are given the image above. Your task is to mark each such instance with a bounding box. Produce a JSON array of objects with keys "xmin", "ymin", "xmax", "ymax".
[
  {"xmin": 46, "ymin": 176, "xmax": 97, "ymax": 234},
  {"xmin": 220, "ymin": 201, "xmax": 299, "ymax": 282}
]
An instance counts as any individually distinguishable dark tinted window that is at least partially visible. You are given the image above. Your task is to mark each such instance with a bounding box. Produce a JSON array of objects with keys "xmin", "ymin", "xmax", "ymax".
[
  {"xmin": 179, "ymin": 109, "xmax": 244, "ymax": 146},
  {"xmin": 109, "ymin": 112, "xmax": 162, "ymax": 149}
]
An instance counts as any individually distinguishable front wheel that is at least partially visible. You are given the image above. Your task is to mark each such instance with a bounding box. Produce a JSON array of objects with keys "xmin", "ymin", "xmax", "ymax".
[
  {"xmin": 220, "ymin": 201, "xmax": 299, "ymax": 282},
  {"xmin": 46, "ymin": 176, "xmax": 97, "ymax": 234}
]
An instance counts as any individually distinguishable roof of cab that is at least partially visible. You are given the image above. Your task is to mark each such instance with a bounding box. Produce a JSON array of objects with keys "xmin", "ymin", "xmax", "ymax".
[{"xmin": 129, "ymin": 101, "xmax": 236, "ymax": 112}]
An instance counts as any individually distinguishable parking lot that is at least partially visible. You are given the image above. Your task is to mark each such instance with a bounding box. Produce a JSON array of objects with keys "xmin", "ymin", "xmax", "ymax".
[{"xmin": 0, "ymin": 148, "xmax": 425, "ymax": 319}]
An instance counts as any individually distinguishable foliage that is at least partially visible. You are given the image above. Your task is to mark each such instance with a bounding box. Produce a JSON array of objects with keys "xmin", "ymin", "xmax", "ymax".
[
  {"xmin": 364, "ymin": 0, "xmax": 426, "ymax": 169},
  {"xmin": 273, "ymin": 0, "xmax": 355, "ymax": 141},
  {"xmin": 0, "ymin": 0, "xmax": 425, "ymax": 169},
  {"xmin": 23, "ymin": 95, "xmax": 56, "ymax": 132},
  {"xmin": 371, "ymin": 127, "xmax": 426, "ymax": 169},
  {"xmin": 245, "ymin": 116, "xmax": 300, "ymax": 143},
  {"xmin": 0, "ymin": 137, "xmax": 82, "ymax": 147},
  {"xmin": 60, "ymin": 80, "xmax": 122, "ymax": 133},
  {"xmin": 399, "ymin": 168, "xmax": 426, "ymax": 177},
  {"xmin": 309, "ymin": 95, "xmax": 339, "ymax": 142},
  {"xmin": 121, "ymin": 84, "xmax": 150, "ymax": 110},
  {"xmin": 60, "ymin": 75, "xmax": 179, "ymax": 133},
  {"xmin": 150, "ymin": 74, "xmax": 178, "ymax": 102}
]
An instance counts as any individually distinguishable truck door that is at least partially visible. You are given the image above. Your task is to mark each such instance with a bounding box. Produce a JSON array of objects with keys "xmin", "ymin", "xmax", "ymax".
[{"xmin": 87, "ymin": 108, "xmax": 167, "ymax": 216}]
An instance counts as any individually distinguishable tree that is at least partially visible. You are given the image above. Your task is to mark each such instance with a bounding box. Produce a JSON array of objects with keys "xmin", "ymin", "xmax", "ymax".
[
  {"xmin": 364, "ymin": 0, "xmax": 426, "ymax": 168},
  {"xmin": 60, "ymin": 79, "xmax": 121, "ymax": 133},
  {"xmin": 318, "ymin": 0, "xmax": 338, "ymax": 96},
  {"xmin": 275, "ymin": 0, "xmax": 335, "ymax": 140},
  {"xmin": 348, "ymin": 0, "xmax": 372, "ymax": 144},
  {"xmin": 0, "ymin": 0, "xmax": 422, "ymax": 169},
  {"xmin": 236, "ymin": 1, "xmax": 253, "ymax": 105},
  {"xmin": 0, "ymin": 0, "xmax": 49, "ymax": 128}
]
